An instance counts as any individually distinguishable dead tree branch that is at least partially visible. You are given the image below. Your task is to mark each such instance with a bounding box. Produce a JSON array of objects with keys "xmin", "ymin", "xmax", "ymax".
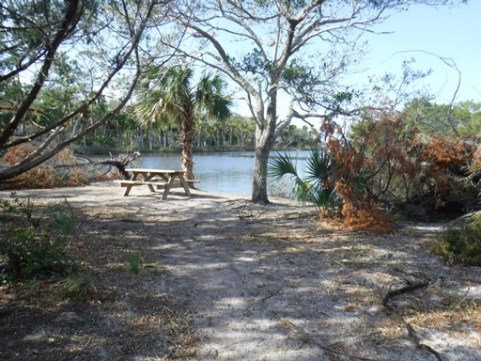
[{"xmin": 382, "ymin": 281, "xmax": 443, "ymax": 361}]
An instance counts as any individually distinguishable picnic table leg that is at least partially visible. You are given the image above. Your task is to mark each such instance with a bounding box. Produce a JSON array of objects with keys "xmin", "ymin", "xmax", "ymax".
[
  {"xmin": 144, "ymin": 174, "xmax": 156, "ymax": 193},
  {"xmin": 124, "ymin": 186, "xmax": 132, "ymax": 196},
  {"xmin": 123, "ymin": 174, "xmax": 139, "ymax": 196},
  {"xmin": 162, "ymin": 175, "xmax": 176, "ymax": 200},
  {"xmin": 178, "ymin": 174, "xmax": 191, "ymax": 197}
]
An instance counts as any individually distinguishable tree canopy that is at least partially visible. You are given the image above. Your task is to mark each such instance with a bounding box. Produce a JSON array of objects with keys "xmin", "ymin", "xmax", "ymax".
[
  {"xmin": 0, "ymin": 0, "xmax": 171, "ymax": 181},
  {"xmin": 164, "ymin": 0, "xmax": 467, "ymax": 203},
  {"xmin": 0, "ymin": 0, "xmax": 471, "ymax": 203}
]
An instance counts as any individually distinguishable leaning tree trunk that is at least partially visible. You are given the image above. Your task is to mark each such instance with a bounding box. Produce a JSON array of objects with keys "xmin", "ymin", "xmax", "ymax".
[
  {"xmin": 181, "ymin": 112, "xmax": 195, "ymax": 182},
  {"xmin": 251, "ymin": 94, "xmax": 277, "ymax": 204}
]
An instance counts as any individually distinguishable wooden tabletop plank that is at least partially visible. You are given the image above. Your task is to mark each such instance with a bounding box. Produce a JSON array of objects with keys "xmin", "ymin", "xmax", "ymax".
[{"xmin": 126, "ymin": 168, "xmax": 184, "ymax": 174}]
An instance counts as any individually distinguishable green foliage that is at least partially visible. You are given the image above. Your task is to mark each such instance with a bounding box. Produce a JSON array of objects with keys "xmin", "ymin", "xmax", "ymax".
[
  {"xmin": 434, "ymin": 213, "xmax": 481, "ymax": 266},
  {"xmin": 21, "ymin": 196, "xmax": 36, "ymax": 221},
  {"xmin": 135, "ymin": 65, "xmax": 232, "ymax": 127},
  {"xmin": 196, "ymin": 72, "xmax": 232, "ymax": 121},
  {"xmin": 0, "ymin": 197, "xmax": 76, "ymax": 282},
  {"xmin": 0, "ymin": 229, "xmax": 71, "ymax": 281},
  {"xmin": 1, "ymin": 193, "xmax": 40, "ymax": 226},
  {"xmin": 0, "ymin": 193, "xmax": 18, "ymax": 214},
  {"xmin": 240, "ymin": 49, "xmax": 272, "ymax": 74},
  {"xmin": 127, "ymin": 252, "xmax": 142, "ymax": 274},
  {"xmin": 276, "ymin": 124, "xmax": 319, "ymax": 149},
  {"xmin": 51, "ymin": 199, "xmax": 76, "ymax": 235},
  {"xmin": 269, "ymin": 149, "xmax": 339, "ymax": 213},
  {"xmin": 404, "ymin": 99, "xmax": 481, "ymax": 137},
  {"xmin": 196, "ymin": 114, "xmax": 256, "ymax": 149},
  {"xmin": 269, "ymin": 152, "xmax": 309, "ymax": 201}
]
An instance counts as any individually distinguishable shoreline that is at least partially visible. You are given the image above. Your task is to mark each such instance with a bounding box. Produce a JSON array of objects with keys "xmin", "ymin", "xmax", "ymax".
[
  {"xmin": 0, "ymin": 181, "xmax": 239, "ymax": 201},
  {"xmin": 0, "ymin": 181, "xmax": 301, "ymax": 209}
]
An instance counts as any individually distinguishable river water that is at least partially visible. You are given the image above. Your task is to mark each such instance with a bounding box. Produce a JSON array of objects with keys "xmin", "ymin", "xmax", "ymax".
[{"xmin": 140, "ymin": 151, "xmax": 310, "ymax": 196}]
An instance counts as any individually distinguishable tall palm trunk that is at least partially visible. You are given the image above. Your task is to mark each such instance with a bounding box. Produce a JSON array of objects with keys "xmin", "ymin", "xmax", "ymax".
[{"xmin": 181, "ymin": 105, "xmax": 195, "ymax": 182}]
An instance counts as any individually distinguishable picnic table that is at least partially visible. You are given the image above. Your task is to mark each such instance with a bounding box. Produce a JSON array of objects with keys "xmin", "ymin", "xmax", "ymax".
[{"xmin": 115, "ymin": 168, "xmax": 191, "ymax": 200}]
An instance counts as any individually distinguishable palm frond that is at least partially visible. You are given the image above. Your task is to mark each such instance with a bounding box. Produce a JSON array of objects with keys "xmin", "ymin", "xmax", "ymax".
[
  {"xmin": 292, "ymin": 177, "xmax": 314, "ymax": 203},
  {"xmin": 268, "ymin": 153, "xmax": 299, "ymax": 181},
  {"xmin": 195, "ymin": 72, "xmax": 232, "ymax": 120},
  {"xmin": 269, "ymin": 153, "xmax": 313, "ymax": 203},
  {"xmin": 134, "ymin": 66, "xmax": 232, "ymax": 128},
  {"xmin": 311, "ymin": 185, "xmax": 338, "ymax": 210},
  {"xmin": 305, "ymin": 148, "xmax": 337, "ymax": 186},
  {"xmin": 270, "ymin": 150, "xmax": 339, "ymax": 210}
]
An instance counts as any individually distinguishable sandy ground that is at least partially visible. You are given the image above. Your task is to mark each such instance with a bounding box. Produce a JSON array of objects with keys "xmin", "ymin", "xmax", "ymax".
[{"xmin": 1, "ymin": 182, "xmax": 481, "ymax": 361}]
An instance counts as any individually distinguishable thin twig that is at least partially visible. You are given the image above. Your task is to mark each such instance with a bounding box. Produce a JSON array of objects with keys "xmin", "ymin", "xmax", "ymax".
[{"xmin": 286, "ymin": 322, "xmax": 380, "ymax": 361}]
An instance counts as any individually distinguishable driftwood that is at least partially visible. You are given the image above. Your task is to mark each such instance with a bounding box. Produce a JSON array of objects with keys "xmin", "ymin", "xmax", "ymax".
[
  {"xmin": 53, "ymin": 152, "xmax": 140, "ymax": 181},
  {"xmin": 97, "ymin": 152, "xmax": 140, "ymax": 179}
]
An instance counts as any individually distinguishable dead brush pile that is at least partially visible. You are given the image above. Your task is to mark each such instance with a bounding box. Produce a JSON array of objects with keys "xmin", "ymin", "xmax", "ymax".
[{"xmin": 0, "ymin": 144, "xmax": 116, "ymax": 190}]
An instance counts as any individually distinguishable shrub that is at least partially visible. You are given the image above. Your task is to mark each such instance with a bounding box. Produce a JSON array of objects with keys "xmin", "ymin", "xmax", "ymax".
[
  {"xmin": 0, "ymin": 197, "xmax": 79, "ymax": 282},
  {"xmin": 434, "ymin": 213, "xmax": 481, "ymax": 266},
  {"xmin": 0, "ymin": 229, "xmax": 72, "ymax": 281},
  {"xmin": 50, "ymin": 199, "xmax": 76, "ymax": 235}
]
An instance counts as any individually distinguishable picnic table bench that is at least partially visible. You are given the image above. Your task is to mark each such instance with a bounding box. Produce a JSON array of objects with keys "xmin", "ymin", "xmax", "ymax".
[{"xmin": 115, "ymin": 168, "xmax": 191, "ymax": 200}]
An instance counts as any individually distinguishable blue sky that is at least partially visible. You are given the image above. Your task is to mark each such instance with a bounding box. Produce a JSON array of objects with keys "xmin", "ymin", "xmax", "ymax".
[
  {"xmin": 230, "ymin": 1, "xmax": 480, "ymax": 119},
  {"xmin": 361, "ymin": 1, "xmax": 481, "ymax": 104},
  {"xmin": 93, "ymin": 1, "xmax": 479, "ymax": 122}
]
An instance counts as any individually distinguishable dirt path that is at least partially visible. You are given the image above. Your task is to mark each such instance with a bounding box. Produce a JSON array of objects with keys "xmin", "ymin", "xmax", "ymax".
[{"xmin": 1, "ymin": 183, "xmax": 481, "ymax": 360}]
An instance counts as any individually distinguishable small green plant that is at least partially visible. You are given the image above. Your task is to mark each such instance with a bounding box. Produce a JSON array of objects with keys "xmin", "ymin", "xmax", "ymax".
[
  {"xmin": 21, "ymin": 196, "xmax": 35, "ymax": 220},
  {"xmin": 1, "ymin": 199, "xmax": 14, "ymax": 214},
  {"xmin": 0, "ymin": 198, "xmax": 79, "ymax": 283},
  {"xmin": 1, "ymin": 192, "xmax": 20, "ymax": 214},
  {"xmin": 434, "ymin": 213, "xmax": 481, "ymax": 266},
  {"xmin": 0, "ymin": 229, "xmax": 71, "ymax": 281},
  {"xmin": 127, "ymin": 252, "xmax": 142, "ymax": 274},
  {"xmin": 53, "ymin": 273, "xmax": 99, "ymax": 302},
  {"xmin": 52, "ymin": 199, "xmax": 76, "ymax": 235}
]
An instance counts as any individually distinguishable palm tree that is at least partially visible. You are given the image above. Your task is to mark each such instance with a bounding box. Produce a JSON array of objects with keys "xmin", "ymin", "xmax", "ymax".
[
  {"xmin": 134, "ymin": 66, "xmax": 231, "ymax": 181},
  {"xmin": 269, "ymin": 148, "xmax": 339, "ymax": 217}
]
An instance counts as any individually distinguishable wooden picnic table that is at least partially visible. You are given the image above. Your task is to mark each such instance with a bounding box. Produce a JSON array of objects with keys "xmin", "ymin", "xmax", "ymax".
[{"xmin": 115, "ymin": 168, "xmax": 191, "ymax": 200}]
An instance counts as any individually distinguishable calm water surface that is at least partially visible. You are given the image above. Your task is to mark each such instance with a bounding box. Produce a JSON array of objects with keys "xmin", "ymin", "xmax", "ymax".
[{"xmin": 140, "ymin": 151, "xmax": 310, "ymax": 196}]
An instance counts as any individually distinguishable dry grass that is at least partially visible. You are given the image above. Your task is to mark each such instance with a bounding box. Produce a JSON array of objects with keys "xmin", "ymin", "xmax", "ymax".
[
  {"xmin": 2, "ymin": 186, "xmax": 481, "ymax": 360},
  {"xmin": 406, "ymin": 297, "xmax": 481, "ymax": 331},
  {"xmin": 0, "ymin": 200, "xmax": 195, "ymax": 361},
  {"xmin": 377, "ymin": 319, "xmax": 406, "ymax": 341}
]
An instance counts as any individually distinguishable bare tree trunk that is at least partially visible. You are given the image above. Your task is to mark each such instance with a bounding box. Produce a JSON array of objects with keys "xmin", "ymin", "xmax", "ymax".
[
  {"xmin": 251, "ymin": 138, "xmax": 270, "ymax": 203},
  {"xmin": 251, "ymin": 93, "xmax": 277, "ymax": 203}
]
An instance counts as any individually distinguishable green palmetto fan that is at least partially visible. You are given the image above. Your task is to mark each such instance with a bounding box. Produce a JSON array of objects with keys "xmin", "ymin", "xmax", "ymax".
[{"xmin": 269, "ymin": 149, "xmax": 339, "ymax": 211}]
